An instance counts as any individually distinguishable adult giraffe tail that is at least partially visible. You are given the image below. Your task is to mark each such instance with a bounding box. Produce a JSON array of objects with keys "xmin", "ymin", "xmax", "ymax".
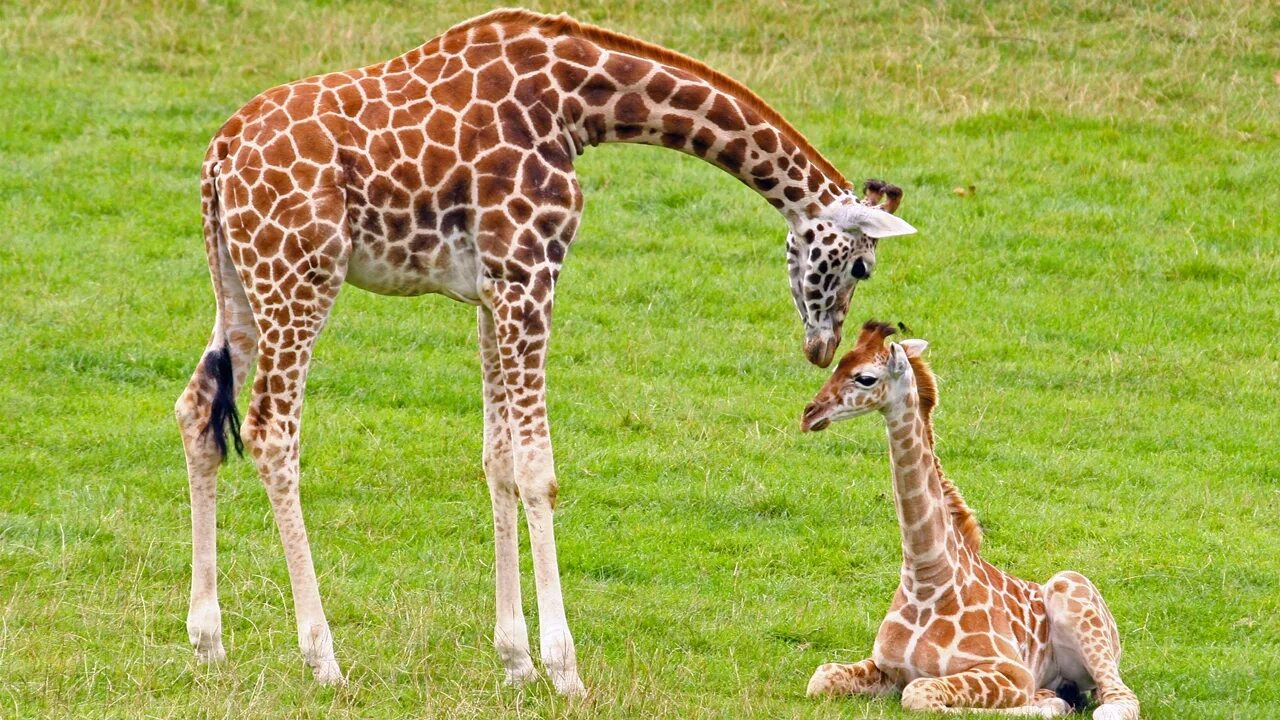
[{"xmin": 199, "ymin": 144, "xmax": 244, "ymax": 461}]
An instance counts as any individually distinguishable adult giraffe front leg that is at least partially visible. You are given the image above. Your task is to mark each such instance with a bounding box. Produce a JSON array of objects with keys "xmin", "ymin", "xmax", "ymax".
[
  {"xmin": 479, "ymin": 306, "xmax": 537, "ymax": 686},
  {"xmin": 483, "ymin": 275, "xmax": 585, "ymax": 697},
  {"xmin": 225, "ymin": 166, "xmax": 351, "ymax": 684}
]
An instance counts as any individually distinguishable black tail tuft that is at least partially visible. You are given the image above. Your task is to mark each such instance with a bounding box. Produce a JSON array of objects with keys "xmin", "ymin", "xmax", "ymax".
[
  {"xmin": 1054, "ymin": 680, "xmax": 1089, "ymax": 712},
  {"xmin": 204, "ymin": 345, "xmax": 244, "ymax": 460}
]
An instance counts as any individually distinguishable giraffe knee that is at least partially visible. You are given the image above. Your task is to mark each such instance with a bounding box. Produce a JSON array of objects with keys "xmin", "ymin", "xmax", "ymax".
[
  {"xmin": 516, "ymin": 475, "xmax": 558, "ymax": 509},
  {"xmin": 175, "ymin": 389, "xmax": 205, "ymax": 433},
  {"xmin": 482, "ymin": 439, "xmax": 514, "ymax": 483}
]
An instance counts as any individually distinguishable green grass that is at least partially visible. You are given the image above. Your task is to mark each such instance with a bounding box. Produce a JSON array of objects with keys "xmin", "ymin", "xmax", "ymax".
[{"xmin": 2, "ymin": 0, "xmax": 1278, "ymax": 717}]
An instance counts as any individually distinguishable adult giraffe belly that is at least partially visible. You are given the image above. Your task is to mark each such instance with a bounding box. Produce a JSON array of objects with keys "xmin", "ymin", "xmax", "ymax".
[{"xmin": 343, "ymin": 213, "xmax": 483, "ymax": 303}]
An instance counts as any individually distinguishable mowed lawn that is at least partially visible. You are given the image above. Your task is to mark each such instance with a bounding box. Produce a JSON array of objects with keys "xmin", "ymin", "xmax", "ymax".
[{"xmin": 2, "ymin": 1, "xmax": 1278, "ymax": 718}]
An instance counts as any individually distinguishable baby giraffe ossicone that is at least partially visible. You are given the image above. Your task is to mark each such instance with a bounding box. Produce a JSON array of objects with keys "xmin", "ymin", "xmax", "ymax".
[{"xmin": 800, "ymin": 322, "xmax": 1139, "ymax": 719}]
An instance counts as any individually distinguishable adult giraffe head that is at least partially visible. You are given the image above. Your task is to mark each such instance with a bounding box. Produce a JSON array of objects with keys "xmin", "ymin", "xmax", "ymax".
[
  {"xmin": 800, "ymin": 320, "xmax": 929, "ymax": 430},
  {"xmin": 788, "ymin": 182, "xmax": 916, "ymax": 368}
]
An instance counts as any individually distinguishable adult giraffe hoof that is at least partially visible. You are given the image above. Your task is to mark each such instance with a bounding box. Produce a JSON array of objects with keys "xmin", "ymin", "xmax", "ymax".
[
  {"xmin": 503, "ymin": 661, "xmax": 539, "ymax": 687},
  {"xmin": 549, "ymin": 669, "xmax": 587, "ymax": 697},
  {"xmin": 187, "ymin": 604, "xmax": 226, "ymax": 663},
  {"xmin": 311, "ymin": 659, "xmax": 345, "ymax": 686},
  {"xmin": 193, "ymin": 643, "xmax": 227, "ymax": 664}
]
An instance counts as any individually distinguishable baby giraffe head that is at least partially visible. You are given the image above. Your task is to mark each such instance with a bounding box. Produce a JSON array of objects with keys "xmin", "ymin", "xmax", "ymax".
[{"xmin": 800, "ymin": 320, "xmax": 929, "ymax": 431}]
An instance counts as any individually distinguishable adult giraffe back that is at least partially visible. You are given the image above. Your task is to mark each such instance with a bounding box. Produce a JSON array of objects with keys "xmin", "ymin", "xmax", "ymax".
[{"xmin": 174, "ymin": 8, "xmax": 915, "ymax": 694}]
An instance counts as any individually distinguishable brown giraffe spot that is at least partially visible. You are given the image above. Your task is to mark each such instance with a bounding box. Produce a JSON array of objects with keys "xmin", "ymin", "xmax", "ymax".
[
  {"xmin": 554, "ymin": 36, "xmax": 600, "ymax": 65},
  {"xmin": 478, "ymin": 173, "xmax": 516, "ymax": 206},
  {"xmin": 430, "ymin": 73, "xmax": 474, "ymax": 110},
  {"xmin": 508, "ymin": 197, "xmax": 534, "ymax": 223},
  {"xmin": 929, "ymin": 618, "xmax": 956, "ymax": 647},
  {"xmin": 645, "ymin": 71, "xmax": 676, "ymax": 103},
  {"xmin": 514, "ymin": 74, "xmax": 552, "ymax": 105},
  {"xmin": 670, "ymin": 83, "xmax": 710, "ymax": 111},
  {"xmin": 426, "ymin": 109, "xmax": 457, "ymax": 145},
  {"xmin": 690, "ymin": 127, "xmax": 716, "ymax": 156},
  {"xmin": 459, "ymin": 122, "xmax": 500, "ymax": 162},
  {"xmin": 497, "ymin": 101, "xmax": 536, "ymax": 149},
  {"xmin": 551, "ymin": 61, "xmax": 589, "ymax": 92},
  {"xmin": 580, "ymin": 74, "xmax": 615, "ymax": 106},
  {"xmin": 440, "ymin": 56, "xmax": 465, "ymax": 78},
  {"xmin": 615, "ymin": 92, "xmax": 649, "ymax": 125},
  {"xmin": 707, "ymin": 94, "xmax": 745, "ymax": 131},
  {"xmin": 957, "ymin": 634, "xmax": 996, "ymax": 656},
  {"xmin": 909, "ymin": 639, "xmax": 939, "ymax": 670},
  {"xmin": 604, "ymin": 53, "xmax": 649, "ymax": 85},
  {"xmin": 717, "ymin": 138, "xmax": 747, "ymax": 172},
  {"xmin": 959, "ymin": 610, "xmax": 992, "ymax": 633},
  {"xmin": 476, "ymin": 63, "xmax": 514, "ymax": 102}
]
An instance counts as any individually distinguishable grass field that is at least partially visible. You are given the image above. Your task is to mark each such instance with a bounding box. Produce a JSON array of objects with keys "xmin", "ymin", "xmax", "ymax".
[{"xmin": 2, "ymin": 1, "xmax": 1278, "ymax": 717}]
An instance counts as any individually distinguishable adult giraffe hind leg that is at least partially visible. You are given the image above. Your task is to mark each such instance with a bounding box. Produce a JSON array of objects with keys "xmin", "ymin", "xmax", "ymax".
[
  {"xmin": 479, "ymin": 306, "xmax": 537, "ymax": 686},
  {"xmin": 1044, "ymin": 572, "xmax": 1140, "ymax": 720},
  {"xmin": 806, "ymin": 658, "xmax": 895, "ymax": 697},
  {"xmin": 225, "ymin": 167, "xmax": 351, "ymax": 684},
  {"xmin": 175, "ymin": 165, "xmax": 259, "ymax": 665}
]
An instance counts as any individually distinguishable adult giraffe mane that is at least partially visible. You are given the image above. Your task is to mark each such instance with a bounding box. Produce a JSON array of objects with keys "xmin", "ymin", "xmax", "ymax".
[
  {"xmin": 443, "ymin": 8, "xmax": 850, "ymax": 188},
  {"xmin": 906, "ymin": 353, "xmax": 984, "ymax": 552}
]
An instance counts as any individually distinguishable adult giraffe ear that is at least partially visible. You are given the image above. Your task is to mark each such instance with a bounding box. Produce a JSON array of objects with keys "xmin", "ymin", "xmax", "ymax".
[
  {"xmin": 900, "ymin": 339, "xmax": 929, "ymax": 357},
  {"xmin": 839, "ymin": 203, "xmax": 917, "ymax": 239}
]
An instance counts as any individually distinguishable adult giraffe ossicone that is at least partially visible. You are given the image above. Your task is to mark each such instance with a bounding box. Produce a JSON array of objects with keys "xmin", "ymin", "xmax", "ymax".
[
  {"xmin": 174, "ymin": 9, "xmax": 915, "ymax": 694},
  {"xmin": 801, "ymin": 322, "xmax": 1140, "ymax": 719}
]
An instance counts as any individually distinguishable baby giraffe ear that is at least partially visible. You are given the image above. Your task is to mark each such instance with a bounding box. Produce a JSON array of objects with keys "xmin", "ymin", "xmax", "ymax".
[
  {"xmin": 839, "ymin": 203, "xmax": 918, "ymax": 239},
  {"xmin": 900, "ymin": 339, "xmax": 929, "ymax": 357},
  {"xmin": 886, "ymin": 342, "xmax": 910, "ymax": 378}
]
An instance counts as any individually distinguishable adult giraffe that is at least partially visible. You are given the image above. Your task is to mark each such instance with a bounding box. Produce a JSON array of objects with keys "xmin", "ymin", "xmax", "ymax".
[{"xmin": 174, "ymin": 9, "xmax": 916, "ymax": 694}]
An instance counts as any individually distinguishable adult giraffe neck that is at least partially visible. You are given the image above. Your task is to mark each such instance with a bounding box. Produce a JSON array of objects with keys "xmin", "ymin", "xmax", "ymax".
[
  {"xmin": 450, "ymin": 10, "xmax": 852, "ymax": 221},
  {"xmin": 883, "ymin": 392, "xmax": 961, "ymax": 584}
]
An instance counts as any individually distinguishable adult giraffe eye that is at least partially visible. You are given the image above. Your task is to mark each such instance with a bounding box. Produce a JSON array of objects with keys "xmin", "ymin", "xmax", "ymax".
[
  {"xmin": 850, "ymin": 257, "xmax": 871, "ymax": 280},
  {"xmin": 854, "ymin": 375, "xmax": 878, "ymax": 387}
]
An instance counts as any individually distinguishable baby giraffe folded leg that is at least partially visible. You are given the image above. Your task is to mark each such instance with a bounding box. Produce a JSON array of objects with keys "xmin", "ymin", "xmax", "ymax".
[{"xmin": 900, "ymin": 665, "xmax": 1070, "ymax": 716}]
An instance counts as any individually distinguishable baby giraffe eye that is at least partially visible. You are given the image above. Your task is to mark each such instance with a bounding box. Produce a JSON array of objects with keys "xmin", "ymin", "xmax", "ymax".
[{"xmin": 854, "ymin": 374, "xmax": 878, "ymax": 387}]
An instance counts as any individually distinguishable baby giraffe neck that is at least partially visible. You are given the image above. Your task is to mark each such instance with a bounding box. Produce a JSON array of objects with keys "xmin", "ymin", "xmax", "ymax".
[{"xmin": 883, "ymin": 395, "xmax": 958, "ymax": 583}]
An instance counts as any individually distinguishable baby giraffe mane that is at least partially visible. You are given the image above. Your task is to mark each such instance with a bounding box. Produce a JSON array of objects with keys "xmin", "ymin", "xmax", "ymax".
[{"xmin": 907, "ymin": 353, "xmax": 983, "ymax": 552}]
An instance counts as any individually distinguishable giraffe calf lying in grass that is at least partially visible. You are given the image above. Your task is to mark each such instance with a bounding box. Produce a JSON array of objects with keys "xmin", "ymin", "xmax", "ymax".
[{"xmin": 800, "ymin": 322, "xmax": 1140, "ymax": 719}]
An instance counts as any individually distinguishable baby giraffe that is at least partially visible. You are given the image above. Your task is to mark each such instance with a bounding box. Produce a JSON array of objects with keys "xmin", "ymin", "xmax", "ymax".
[{"xmin": 800, "ymin": 321, "xmax": 1139, "ymax": 719}]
